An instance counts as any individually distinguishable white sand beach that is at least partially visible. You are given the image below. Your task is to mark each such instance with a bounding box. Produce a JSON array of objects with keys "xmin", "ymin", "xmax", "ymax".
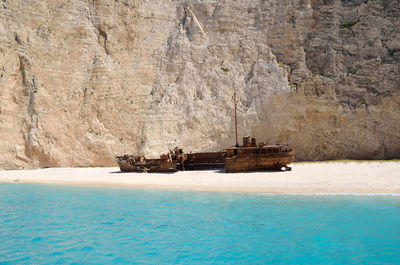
[{"xmin": 0, "ymin": 161, "xmax": 399, "ymax": 194}]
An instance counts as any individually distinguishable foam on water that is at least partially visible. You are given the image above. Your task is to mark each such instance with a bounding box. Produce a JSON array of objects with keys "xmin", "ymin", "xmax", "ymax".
[
  {"xmin": 275, "ymin": 193, "xmax": 400, "ymax": 196},
  {"xmin": 1, "ymin": 183, "xmax": 400, "ymax": 264}
]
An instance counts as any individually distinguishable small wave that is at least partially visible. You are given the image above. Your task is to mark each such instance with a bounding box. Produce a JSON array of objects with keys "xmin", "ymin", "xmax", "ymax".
[{"xmin": 262, "ymin": 192, "xmax": 400, "ymax": 196}]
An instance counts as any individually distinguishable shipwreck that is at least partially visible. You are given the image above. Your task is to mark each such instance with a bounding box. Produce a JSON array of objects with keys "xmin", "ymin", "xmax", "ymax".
[{"xmin": 116, "ymin": 93, "xmax": 294, "ymax": 173}]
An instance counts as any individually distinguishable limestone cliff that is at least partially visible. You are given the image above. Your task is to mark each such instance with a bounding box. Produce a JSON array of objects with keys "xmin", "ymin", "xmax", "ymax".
[{"xmin": 0, "ymin": 0, "xmax": 399, "ymax": 169}]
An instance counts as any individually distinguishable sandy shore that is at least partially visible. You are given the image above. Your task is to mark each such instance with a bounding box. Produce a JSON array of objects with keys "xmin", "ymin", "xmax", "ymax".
[{"xmin": 0, "ymin": 161, "xmax": 399, "ymax": 194}]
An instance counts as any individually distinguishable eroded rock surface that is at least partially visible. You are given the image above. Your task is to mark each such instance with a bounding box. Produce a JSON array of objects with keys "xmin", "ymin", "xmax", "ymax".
[{"xmin": 0, "ymin": 0, "xmax": 399, "ymax": 169}]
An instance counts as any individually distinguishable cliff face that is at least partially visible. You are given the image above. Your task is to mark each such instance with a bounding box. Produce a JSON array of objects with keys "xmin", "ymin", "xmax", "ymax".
[{"xmin": 0, "ymin": 0, "xmax": 399, "ymax": 169}]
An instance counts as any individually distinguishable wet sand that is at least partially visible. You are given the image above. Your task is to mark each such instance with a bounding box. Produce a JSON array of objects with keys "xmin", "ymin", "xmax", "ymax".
[{"xmin": 0, "ymin": 161, "xmax": 399, "ymax": 194}]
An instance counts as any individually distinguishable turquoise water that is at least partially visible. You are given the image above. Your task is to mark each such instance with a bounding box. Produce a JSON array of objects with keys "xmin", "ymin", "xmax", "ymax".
[{"xmin": 0, "ymin": 184, "xmax": 400, "ymax": 264}]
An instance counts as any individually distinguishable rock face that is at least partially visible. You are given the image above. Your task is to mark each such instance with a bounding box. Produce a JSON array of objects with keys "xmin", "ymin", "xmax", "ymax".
[{"xmin": 0, "ymin": 0, "xmax": 399, "ymax": 169}]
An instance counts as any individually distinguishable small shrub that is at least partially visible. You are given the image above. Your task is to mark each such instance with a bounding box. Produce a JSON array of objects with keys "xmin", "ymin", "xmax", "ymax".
[
  {"xmin": 288, "ymin": 82, "xmax": 297, "ymax": 90},
  {"xmin": 340, "ymin": 19, "xmax": 359, "ymax": 28},
  {"xmin": 389, "ymin": 49, "xmax": 399, "ymax": 56}
]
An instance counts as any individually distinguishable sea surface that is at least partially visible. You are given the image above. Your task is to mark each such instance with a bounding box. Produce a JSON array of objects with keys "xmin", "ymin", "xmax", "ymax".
[{"xmin": 0, "ymin": 184, "xmax": 399, "ymax": 264}]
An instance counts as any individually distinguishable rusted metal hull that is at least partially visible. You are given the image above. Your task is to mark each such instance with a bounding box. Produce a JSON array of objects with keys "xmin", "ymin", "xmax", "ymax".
[
  {"xmin": 116, "ymin": 138, "xmax": 294, "ymax": 173},
  {"xmin": 116, "ymin": 157, "xmax": 178, "ymax": 173},
  {"xmin": 183, "ymin": 152, "xmax": 225, "ymax": 170},
  {"xmin": 225, "ymin": 151, "xmax": 294, "ymax": 173},
  {"xmin": 117, "ymin": 91, "xmax": 296, "ymax": 173}
]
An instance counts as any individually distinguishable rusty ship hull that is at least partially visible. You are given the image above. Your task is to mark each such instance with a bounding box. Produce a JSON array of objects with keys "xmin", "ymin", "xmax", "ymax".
[
  {"xmin": 225, "ymin": 149, "xmax": 294, "ymax": 173},
  {"xmin": 116, "ymin": 143, "xmax": 294, "ymax": 173},
  {"xmin": 183, "ymin": 152, "xmax": 225, "ymax": 170},
  {"xmin": 116, "ymin": 151, "xmax": 225, "ymax": 173},
  {"xmin": 116, "ymin": 93, "xmax": 294, "ymax": 173},
  {"xmin": 224, "ymin": 138, "xmax": 294, "ymax": 173},
  {"xmin": 116, "ymin": 154, "xmax": 180, "ymax": 173}
]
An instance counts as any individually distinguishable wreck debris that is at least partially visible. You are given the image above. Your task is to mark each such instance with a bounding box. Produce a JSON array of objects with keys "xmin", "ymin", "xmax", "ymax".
[
  {"xmin": 184, "ymin": 151, "xmax": 225, "ymax": 170},
  {"xmin": 225, "ymin": 138, "xmax": 294, "ymax": 173},
  {"xmin": 116, "ymin": 92, "xmax": 294, "ymax": 173},
  {"xmin": 116, "ymin": 148, "xmax": 185, "ymax": 173},
  {"xmin": 116, "ymin": 136, "xmax": 294, "ymax": 173}
]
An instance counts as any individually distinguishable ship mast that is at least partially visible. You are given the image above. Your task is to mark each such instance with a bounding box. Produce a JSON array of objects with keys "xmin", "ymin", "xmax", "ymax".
[{"xmin": 234, "ymin": 92, "xmax": 238, "ymax": 147}]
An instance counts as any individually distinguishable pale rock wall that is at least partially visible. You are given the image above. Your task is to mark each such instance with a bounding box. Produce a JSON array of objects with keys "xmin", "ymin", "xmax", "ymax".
[{"xmin": 0, "ymin": 0, "xmax": 399, "ymax": 169}]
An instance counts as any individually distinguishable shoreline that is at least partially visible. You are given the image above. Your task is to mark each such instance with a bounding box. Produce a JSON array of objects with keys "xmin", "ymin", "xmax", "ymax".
[{"xmin": 0, "ymin": 161, "xmax": 399, "ymax": 194}]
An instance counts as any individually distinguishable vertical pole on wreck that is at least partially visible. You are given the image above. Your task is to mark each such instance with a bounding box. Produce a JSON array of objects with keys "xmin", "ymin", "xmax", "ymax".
[{"xmin": 234, "ymin": 92, "xmax": 238, "ymax": 147}]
